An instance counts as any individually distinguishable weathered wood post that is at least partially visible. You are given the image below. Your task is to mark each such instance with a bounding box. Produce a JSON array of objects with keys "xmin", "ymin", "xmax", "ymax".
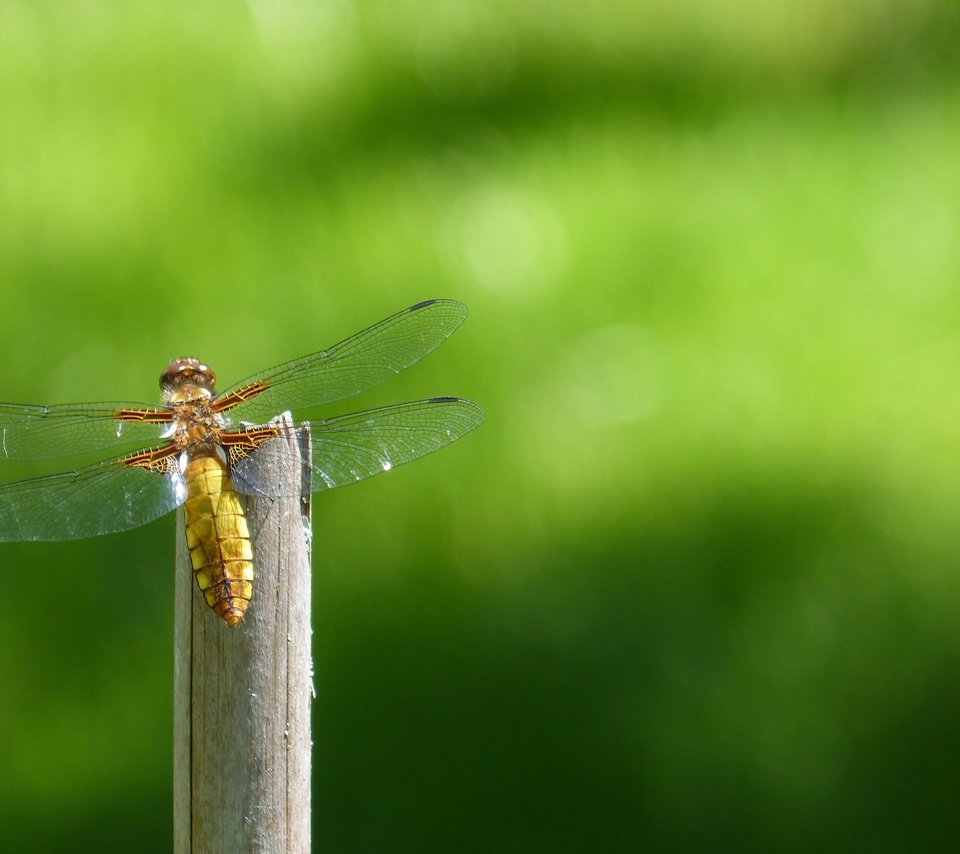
[{"xmin": 174, "ymin": 418, "xmax": 312, "ymax": 852}]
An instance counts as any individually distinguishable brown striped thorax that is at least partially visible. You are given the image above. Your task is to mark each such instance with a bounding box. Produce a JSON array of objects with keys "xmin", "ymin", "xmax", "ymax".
[
  {"xmin": 0, "ymin": 299, "xmax": 485, "ymax": 627},
  {"xmin": 160, "ymin": 358, "xmax": 227, "ymax": 453}
]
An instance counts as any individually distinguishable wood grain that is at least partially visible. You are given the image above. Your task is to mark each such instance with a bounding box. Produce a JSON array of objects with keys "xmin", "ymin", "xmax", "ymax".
[{"xmin": 174, "ymin": 417, "xmax": 312, "ymax": 853}]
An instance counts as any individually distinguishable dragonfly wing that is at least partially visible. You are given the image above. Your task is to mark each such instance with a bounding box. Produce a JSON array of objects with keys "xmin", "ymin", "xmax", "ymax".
[
  {"xmin": 231, "ymin": 398, "xmax": 485, "ymax": 498},
  {"xmin": 0, "ymin": 453, "xmax": 185, "ymax": 541},
  {"xmin": 216, "ymin": 300, "xmax": 469, "ymax": 424},
  {"xmin": 0, "ymin": 401, "xmax": 171, "ymax": 461}
]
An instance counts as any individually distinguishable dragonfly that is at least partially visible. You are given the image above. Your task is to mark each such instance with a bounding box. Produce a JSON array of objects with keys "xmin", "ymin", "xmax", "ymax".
[{"xmin": 0, "ymin": 299, "xmax": 483, "ymax": 626}]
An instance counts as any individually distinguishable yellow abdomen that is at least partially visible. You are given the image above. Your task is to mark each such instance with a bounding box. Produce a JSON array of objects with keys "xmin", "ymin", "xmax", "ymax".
[{"xmin": 182, "ymin": 454, "xmax": 253, "ymax": 628}]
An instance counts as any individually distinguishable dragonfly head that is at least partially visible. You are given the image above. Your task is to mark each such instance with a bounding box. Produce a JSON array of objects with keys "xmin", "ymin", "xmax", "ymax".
[{"xmin": 161, "ymin": 357, "xmax": 218, "ymax": 403}]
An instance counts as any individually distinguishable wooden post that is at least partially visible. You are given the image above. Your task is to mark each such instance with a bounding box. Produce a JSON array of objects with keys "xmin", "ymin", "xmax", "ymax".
[{"xmin": 174, "ymin": 418, "xmax": 312, "ymax": 853}]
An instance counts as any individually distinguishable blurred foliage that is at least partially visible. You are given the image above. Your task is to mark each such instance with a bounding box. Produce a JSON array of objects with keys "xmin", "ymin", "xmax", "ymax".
[{"xmin": 2, "ymin": 0, "xmax": 960, "ymax": 850}]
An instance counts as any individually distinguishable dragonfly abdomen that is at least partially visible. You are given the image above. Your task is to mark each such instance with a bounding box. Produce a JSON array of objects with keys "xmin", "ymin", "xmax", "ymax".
[{"xmin": 182, "ymin": 454, "xmax": 253, "ymax": 628}]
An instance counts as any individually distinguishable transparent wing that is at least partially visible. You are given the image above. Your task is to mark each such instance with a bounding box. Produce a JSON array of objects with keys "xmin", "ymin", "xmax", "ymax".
[
  {"xmin": 231, "ymin": 398, "xmax": 485, "ymax": 497},
  {"xmin": 0, "ymin": 455, "xmax": 185, "ymax": 542},
  {"xmin": 0, "ymin": 401, "xmax": 170, "ymax": 461},
  {"xmin": 218, "ymin": 300, "xmax": 469, "ymax": 425}
]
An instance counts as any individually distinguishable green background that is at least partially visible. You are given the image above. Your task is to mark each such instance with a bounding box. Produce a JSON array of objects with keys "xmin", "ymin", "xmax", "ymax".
[{"xmin": 2, "ymin": 1, "xmax": 959, "ymax": 850}]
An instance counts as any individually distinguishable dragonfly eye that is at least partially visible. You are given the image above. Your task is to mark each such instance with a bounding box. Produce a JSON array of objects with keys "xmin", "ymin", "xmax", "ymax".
[{"xmin": 161, "ymin": 358, "xmax": 217, "ymax": 393}]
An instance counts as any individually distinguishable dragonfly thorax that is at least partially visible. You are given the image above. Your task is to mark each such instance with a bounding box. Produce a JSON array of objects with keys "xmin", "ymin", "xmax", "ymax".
[
  {"xmin": 160, "ymin": 359, "xmax": 227, "ymax": 451},
  {"xmin": 165, "ymin": 396, "xmax": 227, "ymax": 453}
]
